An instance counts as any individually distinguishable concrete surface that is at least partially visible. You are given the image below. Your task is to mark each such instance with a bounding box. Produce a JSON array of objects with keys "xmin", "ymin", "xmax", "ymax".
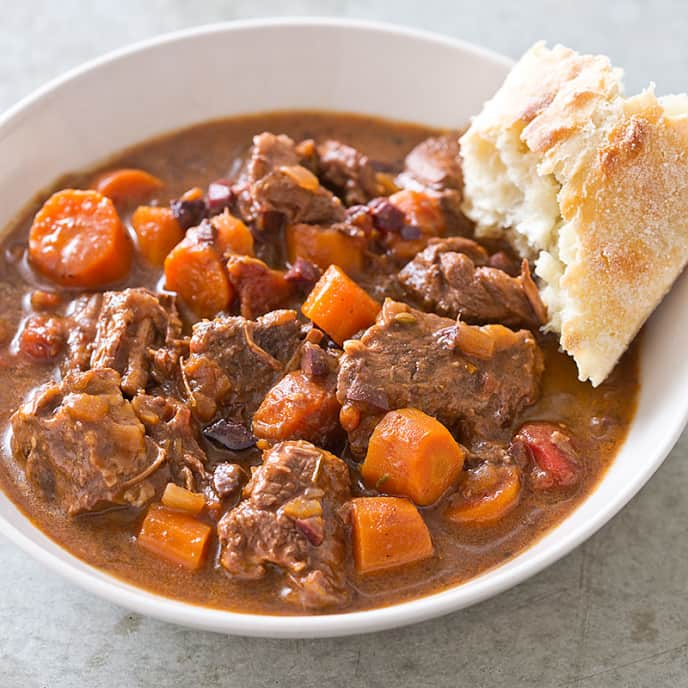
[{"xmin": 2, "ymin": 1, "xmax": 688, "ymax": 686}]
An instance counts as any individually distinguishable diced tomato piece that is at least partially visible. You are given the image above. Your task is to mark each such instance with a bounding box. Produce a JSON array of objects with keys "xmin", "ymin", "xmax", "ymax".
[
  {"xmin": 17, "ymin": 314, "xmax": 65, "ymax": 361},
  {"xmin": 510, "ymin": 422, "xmax": 581, "ymax": 490}
]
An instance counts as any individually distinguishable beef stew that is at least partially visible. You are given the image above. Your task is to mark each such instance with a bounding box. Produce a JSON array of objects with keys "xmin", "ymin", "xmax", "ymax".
[{"xmin": 0, "ymin": 112, "xmax": 639, "ymax": 614}]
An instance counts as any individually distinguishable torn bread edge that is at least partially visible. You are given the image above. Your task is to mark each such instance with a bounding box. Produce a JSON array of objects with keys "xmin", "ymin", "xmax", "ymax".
[{"xmin": 460, "ymin": 41, "xmax": 688, "ymax": 385}]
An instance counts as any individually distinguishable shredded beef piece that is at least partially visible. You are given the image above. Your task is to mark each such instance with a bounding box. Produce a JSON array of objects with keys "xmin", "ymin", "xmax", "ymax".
[
  {"xmin": 336, "ymin": 299, "xmax": 544, "ymax": 456},
  {"xmin": 234, "ymin": 133, "xmax": 346, "ymax": 228},
  {"xmin": 63, "ymin": 288, "xmax": 185, "ymax": 396},
  {"xmin": 300, "ymin": 341, "xmax": 334, "ymax": 379},
  {"xmin": 217, "ymin": 440, "xmax": 351, "ymax": 609},
  {"xmin": 10, "ymin": 369, "xmax": 164, "ymax": 515},
  {"xmin": 398, "ymin": 135, "xmax": 463, "ymax": 192},
  {"xmin": 316, "ymin": 140, "xmax": 382, "ymax": 205},
  {"xmin": 213, "ymin": 462, "xmax": 245, "ymax": 499},
  {"xmin": 395, "ymin": 135, "xmax": 470, "ymax": 233},
  {"xmin": 182, "ymin": 309, "xmax": 303, "ymax": 423},
  {"xmin": 399, "ymin": 237, "xmax": 547, "ymax": 328},
  {"xmin": 64, "ymin": 293, "xmax": 102, "ymax": 371},
  {"xmin": 131, "ymin": 394, "xmax": 214, "ymax": 502}
]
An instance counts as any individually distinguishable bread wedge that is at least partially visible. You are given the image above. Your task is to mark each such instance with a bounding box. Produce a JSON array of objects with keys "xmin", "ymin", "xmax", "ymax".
[{"xmin": 461, "ymin": 42, "xmax": 688, "ymax": 385}]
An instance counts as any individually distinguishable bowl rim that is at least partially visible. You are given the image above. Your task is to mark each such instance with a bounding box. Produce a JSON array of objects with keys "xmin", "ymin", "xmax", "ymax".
[{"xmin": 1, "ymin": 17, "xmax": 685, "ymax": 639}]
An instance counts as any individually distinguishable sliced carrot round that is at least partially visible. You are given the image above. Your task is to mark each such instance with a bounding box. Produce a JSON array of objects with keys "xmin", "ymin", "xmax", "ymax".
[
  {"xmin": 131, "ymin": 205, "xmax": 184, "ymax": 266},
  {"xmin": 29, "ymin": 189, "xmax": 132, "ymax": 288},
  {"xmin": 446, "ymin": 463, "xmax": 521, "ymax": 525},
  {"xmin": 92, "ymin": 168, "xmax": 163, "ymax": 204}
]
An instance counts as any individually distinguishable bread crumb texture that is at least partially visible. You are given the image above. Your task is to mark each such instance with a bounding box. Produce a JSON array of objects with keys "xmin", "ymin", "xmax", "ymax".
[{"xmin": 461, "ymin": 42, "xmax": 688, "ymax": 385}]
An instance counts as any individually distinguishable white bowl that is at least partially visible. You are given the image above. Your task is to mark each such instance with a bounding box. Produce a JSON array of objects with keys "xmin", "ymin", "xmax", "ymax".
[{"xmin": 1, "ymin": 18, "xmax": 687, "ymax": 638}]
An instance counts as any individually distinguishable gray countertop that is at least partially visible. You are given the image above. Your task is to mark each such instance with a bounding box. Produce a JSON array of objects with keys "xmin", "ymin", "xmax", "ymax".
[{"xmin": 2, "ymin": 1, "xmax": 688, "ymax": 686}]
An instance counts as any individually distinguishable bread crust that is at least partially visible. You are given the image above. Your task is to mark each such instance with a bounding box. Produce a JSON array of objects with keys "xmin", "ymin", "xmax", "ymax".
[{"xmin": 460, "ymin": 42, "xmax": 688, "ymax": 385}]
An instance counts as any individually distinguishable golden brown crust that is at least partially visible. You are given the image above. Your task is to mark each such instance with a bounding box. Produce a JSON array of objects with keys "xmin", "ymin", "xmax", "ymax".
[
  {"xmin": 461, "ymin": 42, "xmax": 688, "ymax": 385},
  {"xmin": 559, "ymin": 91, "xmax": 688, "ymax": 383}
]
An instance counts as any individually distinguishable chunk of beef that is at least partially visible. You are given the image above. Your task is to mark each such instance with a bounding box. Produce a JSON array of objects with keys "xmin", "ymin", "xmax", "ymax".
[
  {"xmin": 131, "ymin": 394, "xmax": 214, "ymax": 503},
  {"xmin": 64, "ymin": 288, "xmax": 186, "ymax": 396},
  {"xmin": 316, "ymin": 140, "xmax": 382, "ymax": 205},
  {"xmin": 398, "ymin": 135, "xmax": 463, "ymax": 192},
  {"xmin": 213, "ymin": 462, "xmax": 245, "ymax": 499},
  {"xmin": 182, "ymin": 309, "xmax": 303, "ymax": 423},
  {"xmin": 64, "ymin": 293, "xmax": 102, "ymax": 371},
  {"xmin": 10, "ymin": 369, "xmax": 164, "ymax": 515},
  {"xmin": 395, "ymin": 135, "xmax": 469, "ymax": 233},
  {"xmin": 336, "ymin": 299, "xmax": 543, "ymax": 456},
  {"xmin": 235, "ymin": 133, "xmax": 346, "ymax": 228},
  {"xmin": 217, "ymin": 440, "xmax": 351, "ymax": 609},
  {"xmin": 399, "ymin": 237, "xmax": 547, "ymax": 328}
]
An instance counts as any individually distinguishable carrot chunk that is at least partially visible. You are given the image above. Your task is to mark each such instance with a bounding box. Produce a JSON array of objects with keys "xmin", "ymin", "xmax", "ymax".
[
  {"xmin": 252, "ymin": 371, "xmax": 340, "ymax": 444},
  {"xmin": 29, "ymin": 189, "xmax": 132, "ymax": 287},
  {"xmin": 138, "ymin": 504, "xmax": 211, "ymax": 570},
  {"xmin": 92, "ymin": 168, "xmax": 163, "ymax": 204},
  {"xmin": 350, "ymin": 496, "xmax": 433, "ymax": 575},
  {"xmin": 161, "ymin": 483, "xmax": 206, "ymax": 516},
  {"xmin": 446, "ymin": 463, "xmax": 521, "ymax": 525},
  {"xmin": 301, "ymin": 265, "xmax": 380, "ymax": 344},
  {"xmin": 362, "ymin": 408, "xmax": 465, "ymax": 505},
  {"xmin": 131, "ymin": 205, "xmax": 184, "ymax": 265},
  {"xmin": 164, "ymin": 229, "xmax": 233, "ymax": 318},
  {"xmin": 286, "ymin": 223, "xmax": 365, "ymax": 275},
  {"xmin": 211, "ymin": 210, "xmax": 255, "ymax": 257}
]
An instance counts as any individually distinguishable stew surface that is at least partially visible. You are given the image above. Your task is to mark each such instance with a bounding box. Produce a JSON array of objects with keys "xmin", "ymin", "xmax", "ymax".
[{"xmin": 0, "ymin": 111, "xmax": 639, "ymax": 614}]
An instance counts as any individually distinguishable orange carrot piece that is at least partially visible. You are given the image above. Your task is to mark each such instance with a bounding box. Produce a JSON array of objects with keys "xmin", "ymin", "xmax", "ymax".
[
  {"xmin": 301, "ymin": 265, "xmax": 380, "ymax": 344},
  {"xmin": 350, "ymin": 496, "xmax": 433, "ymax": 575},
  {"xmin": 286, "ymin": 223, "xmax": 365, "ymax": 275},
  {"xmin": 161, "ymin": 483, "xmax": 206, "ymax": 516},
  {"xmin": 362, "ymin": 408, "xmax": 465, "ymax": 506},
  {"xmin": 131, "ymin": 205, "xmax": 184, "ymax": 266},
  {"xmin": 211, "ymin": 210, "xmax": 254, "ymax": 257},
  {"xmin": 252, "ymin": 371, "xmax": 340, "ymax": 443},
  {"xmin": 446, "ymin": 463, "xmax": 521, "ymax": 525},
  {"xmin": 164, "ymin": 230, "xmax": 233, "ymax": 318},
  {"xmin": 92, "ymin": 168, "xmax": 163, "ymax": 204},
  {"xmin": 138, "ymin": 504, "xmax": 211, "ymax": 570},
  {"xmin": 29, "ymin": 189, "xmax": 132, "ymax": 287}
]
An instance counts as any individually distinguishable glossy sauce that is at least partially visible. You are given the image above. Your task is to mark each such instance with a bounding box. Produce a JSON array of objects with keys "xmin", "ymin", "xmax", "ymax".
[{"xmin": 0, "ymin": 112, "xmax": 639, "ymax": 614}]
